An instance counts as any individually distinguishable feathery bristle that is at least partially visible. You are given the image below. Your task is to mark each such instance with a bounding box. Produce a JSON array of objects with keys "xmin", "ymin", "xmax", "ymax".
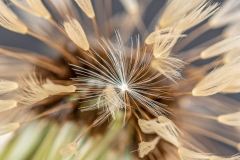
[
  {"xmin": 64, "ymin": 17, "xmax": 90, "ymax": 51},
  {"xmin": 201, "ymin": 35, "xmax": 240, "ymax": 59},
  {"xmin": 11, "ymin": 0, "xmax": 51, "ymax": 19},
  {"xmin": 0, "ymin": 79, "xmax": 18, "ymax": 94},
  {"xmin": 138, "ymin": 137, "xmax": 161, "ymax": 158},
  {"xmin": 75, "ymin": 0, "xmax": 95, "ymax": 18},
  {"xmin": 0, "ymin": 123, "xmax": 20, "ymax": 136},
  {"xmin": 0, "ymin": 100, "xmax": 17, "ymax": 113},
  {"xmin": 0, "ymin": 1, "xmax": 28, "ymax": 34}
]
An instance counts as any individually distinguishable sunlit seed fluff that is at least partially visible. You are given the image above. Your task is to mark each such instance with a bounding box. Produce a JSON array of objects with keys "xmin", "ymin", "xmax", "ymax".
[
  {"xmin": 75, "ymin": 0, "xmax": 95, "ymax": 18},
  {"xmin": 201, "ymin": 35, "xmax": 240, "ymax": 59},
  {"xmin": 101, "ymin": 86, "xmax": 123, "ymax": 119},
  {"xmin": 0, "ymin": 123, "xmax": 20, "ymax": 136},
  {"xmin": 153, "ymin": 31, "xmax": 184, "ymax": 58},
  {"xmin": 0, "ymin": 79, "xmax": 18, "ymax": 94},
  {"xmin": 92, "ymin": 86, "xmax": 125, "ymax": 125},
  {"xmin": 59, "ymin": 142, "xmax": 78, "ymax": 158},
  {"xmin": 138, "ymin": 118, "xmax": 181, "ymax": 147},
  {"xmin": 151, "ymin": 57, "xmax": 185, "ymax": 83},
  {"xmin": 210, "ymin": 155, "xmax": 240, "ymax": 160},
  {"xmin": 138, "ymin": 119, "xmax": 156, "ymax": 134},
  {"xmin": 18, "ymin": 73, "xmax": 49, "ymax": 105},
  {"xmin": 178, "ymin": 148, "xmax": 210, "ymax": 160},
  {"xmin": 42, "ymin": 79, "xmax": 76, "ymax": 96},
  {"xmin": 220, "ymin": 75, "xmax": 240, "ymax": 93},
  {"xmin": 209, "ymin": 0, "xmax": 240, "ymax": 28},
  {"xmin": 138, "ymin": 137, "xmax": 161, "ymax": 158},
  {"xmin": 153, "ymin": 117, "xmax": 181, "ymax": 147},
  {"xmin": 217, "ymin": 112, "xmax": 240, "ymax": 126},
  {"xmin": 192, "ymin": 57, "xmax": 240, "ymax": 96},
  {"xmin": 145, "ymin": 28, "xmax": 178, "ymax": 45},
  {"xmin": 159, "ymin": 0, "xmax": 203, "ymax": 28},
  {"xmin": 0, "ymin": 100, "xmax": 17, "ymax": 113},
  {"xmin": 64, "ymin": 17, "xmax": 90, "ymax": 51},
  {"xmin": 223, "ymin": 49, "xmax": 240, "ymax": 64},
  {"xmin": 0, "ymin": 1, "xmax": 28, "ymax": 34},
  {"xmin": 120, "ymin": 0, "xmax": 139, "ymax": 15},
  {"xmin": 174, "ymin": 1, "xmax": 219, "ymax": 33},
  {"xmin": 11, "ymin": 0, "xmax": 51, "ymax": 19}
]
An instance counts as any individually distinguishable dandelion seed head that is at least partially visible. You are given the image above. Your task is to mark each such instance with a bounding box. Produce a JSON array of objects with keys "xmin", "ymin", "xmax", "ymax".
[{"xmin": 119, "ymin": 83, "xmax": 128, "ymax": 92}]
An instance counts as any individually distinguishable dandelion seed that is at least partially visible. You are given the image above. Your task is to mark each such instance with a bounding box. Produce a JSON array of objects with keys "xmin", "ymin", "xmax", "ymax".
[
  {"xmin": 42, "ymin": 78, "xmax": 76, "ymax": 96},
  {"xmin": 151, "ymin": 57, "xmax": 185, "ymax": 83},
  {"xmin": 0, "ymin": 100, "xmax": 17, "ymax": 113},
  {"xmin": 153, "ymin": 31, "xmax": 184, "ymax": 58},
  {"xmin": 201, "ymin": 35, "xmax": 240, "ymax": 59},
  {"xmin": 0, "ymin": 1, "xmax": 28, "ymax": 34},
  {"xmin": 159, "ymin": 0, "xmax": 203, "ymax": 28},
  {"xmin": 11, "ymin": 0, "xmax": 51, "ymax": 19},
  {"xmin": 0, "ymin": 123, "xmax": 20, "ymax": 136},
  {"xmin": 154, "ymin": 116, "xmax": 181, "ymax": 146},
  {"xmin": 145, "ymin": 28, "xmax": 173, "ymax": 45},
  {"xmin": 209, "ymin": 0, "xmax": 240, "ymax": 28},
  {"xmin": 138, "ymin": 119, "xmax": 156, "ymax": 134},
  {"xmin": 217, "ymin": 112, "xmax": 240, "ymax": 126},
  {"xmin": 138, "ymin": 118, "xmax": 181, "ymax": 147},
  {"xmin": 220, "ymin": 76, "xmax": 240, "ymax": 93},
  {"xmin": 138, "ymin": 137, "xmax": 161, "ymax": 158},
  {"xmin": 223, "ymin": 49, "xmax": 240, "ymax": 64},
  {"xmin": 174, "ymin": 1, "xmax": 219, "ymax": 33},
  {"xmin": 64, "ymin": 17, "xmax": 90, "ymax": 51},
  {"xmin": 75, "ymin": 0, "xmax": 95, "ymax": 18},
  {"xmin": 192, "ymin": 58, "xmax": 240, "ymax": 96},
  {"xmin": 92, "ymin": 85, "xmax": 125, "ymax": 125},
  {"xmin": 59, "ymin": 142, "xmax": 78, "ymax": 158},
  {"xmin": 0, "ymin": 79, "xmax": 18, "ymax": 94},
  {"xmin": 178, "ymin": 148, "xmax": 209, "ymax": 160},
  {"xmin": 18, "ymin": 73, "xmax": 49, "ymax": 105}
]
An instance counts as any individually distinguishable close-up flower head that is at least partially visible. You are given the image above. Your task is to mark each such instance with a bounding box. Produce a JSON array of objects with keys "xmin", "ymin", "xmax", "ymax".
[{"xmin": 0, "ymin": 0, "xmax": 240, "ymax": 160}]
